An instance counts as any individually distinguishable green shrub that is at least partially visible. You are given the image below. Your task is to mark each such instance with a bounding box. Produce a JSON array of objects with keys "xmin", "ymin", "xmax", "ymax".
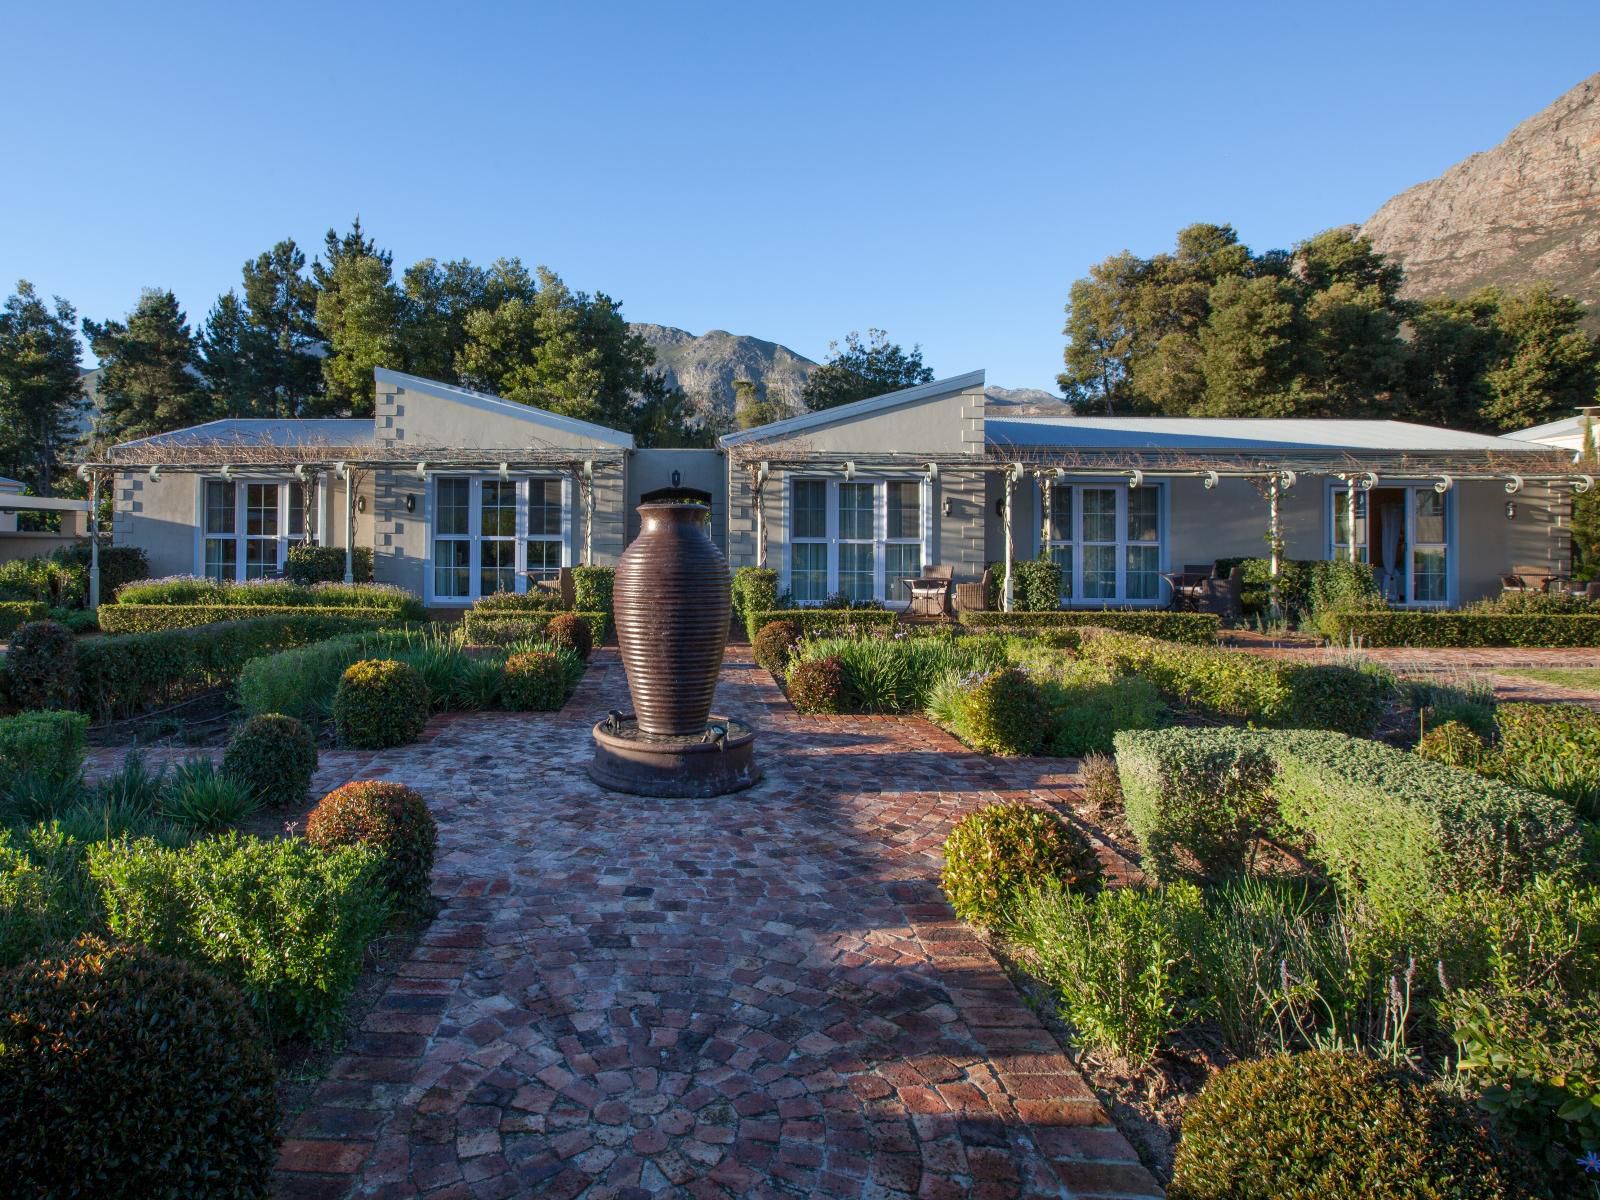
[
  {"xmin": 500, "ymin": 650, "xmax": 568, "ymax": 711},
  {"xmin": 733, "ymin": 567, "xmax": 780, "ymax": 637},
  {"xmin": 1114, "ymin": 728, "xmax": 1278, "ymax": 881},
  {"xmin": 1321, "ymin": 609, "xmax": 1600, "ymax": 647},
  {"xmin": 941, "ymin": 802, "xmax": 1101, "ymax": 926},
  {"xmin": 50, "ymin": 542, "xmax": 149, "ymax": 606},
  {"xmin": 1492, "ymin": 701, "xmax": 1600, "ymax": 820},
  {"xmin": 116, "ymin": 575, "xmax": 416, "ymax": 613},
  {"xmin": 545, "ymin": 611, "xmax": 593, "ymax": 660},
  {"xmin": 96, "ymin": 602, "xmax": 403, "ymax": 634},
  {"xmin": 748, "ymin": 608, "xmax": 898, "ymax": 642},
  {"xmin": 1169, "ymin": 1050, "xmax": 1540, "ymax": 1200},
  {"xmin": 961, "ymin": 609, "xmax": 1220, "ymax": 644},
  {"xmin": 332, "ymin": 658, "xmax": 430, "ymax": 748},
  {"xmin": 0, "ymin": 600, "xmax": 46, "ymax": 637},
  {"xmin": 7, "ymin": 619, "xmax": 77, "ymax": 709},
  {"xmin": 1415, "ymin": 720, "xmax": 1490, "ymax": 769},
  {"xmin": 786, "ymin": 656, "xmax": 850, "ymax": 714},
  {"xmin": 235, "ymin": 631, "xmax": 372, "ymax": 724},
  {"xmin": 1213, "ymin": 558, "xmax": 1382, "ymax": 621},
  {"xmin": 0, "ymin": 555, "xmax": 86, "ymax": 608},
  {"xmin": 1010, "ymin": 882, "xmax": 1204, "ymax": 1063},
  {"xmin": 572, "ymin": 565, "xmax": 614, "ymax": 634},
  {"xmin": 470, "ymin": 589, "xmax": 563, "ymax": 612},
  {"xmin": 306, "ymin": 780, "xmax": 436, "ymax": 912},
  {"xmin": 89, "ymin": 833, "xmax": 389, "ymax": 1040},
  {"xmin": 284, "ymin": 543, "xmax": 374, "ymax": 584},
  {"xmin": 1012, "ymin": 558, "xmax": 1063, "ymax": 612},
  {"xmin": 223, "ymin": 714, "xmax": 318, "ymax": 809},
  {"xmin": 0, "ymin": 825, "xmax": 97, "ymax": 968},
  {"xmin": 463, "ymin": 607, "xmax": 607, "ymax": 647},
  {"xmin": 0, "ymin": 934, "xmax": 277, "ymax": 1198},
  {"xmin": 752, "ymin": 619, "xmax": 802, "ymax": 675},
  {"xmin": 794, "ymin": 632, "xmax": 1006, "ymax": 713},
  {"xmin": 0, "ymin": 711, "xmax": 87, "ymax": 793},
  {"xmin": 159, "ymin": 758, "xmax": 259, "ymax": 831},
  {"xmin": 1040, "ymin": 663, "xmax": 1166, "ymax": 757},
  {"xmin": 962, "ymin": 667, "xmax": 1047, "ymax": 754},
  {"xmin": 1281, "ymin": 660, "xmax": 1395, "ymax": 737}
]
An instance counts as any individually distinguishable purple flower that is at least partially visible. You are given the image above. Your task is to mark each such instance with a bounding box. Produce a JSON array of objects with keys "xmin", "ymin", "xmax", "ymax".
[{"xmin": 1579, "ymin": 1150, "xmax": 1600, "ymax": 1175}]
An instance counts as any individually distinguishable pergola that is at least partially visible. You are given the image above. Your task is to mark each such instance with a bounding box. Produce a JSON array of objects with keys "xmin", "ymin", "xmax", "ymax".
[{"xmin": 0, "ymin": 484, "xmax": 98, "ymax": 610}]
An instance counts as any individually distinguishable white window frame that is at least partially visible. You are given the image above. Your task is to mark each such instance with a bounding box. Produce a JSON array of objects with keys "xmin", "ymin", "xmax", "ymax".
[
  {"xmin": 1327, "ymin": 481, "xmax": 1455, "ymax": 608},
  {"xmin": 781, "ymin": 474, "xmax": 931, "ymax": 607},
  {"xmin": 194, "ymin": 476, "xmax": 297, "ymax": 582},
  {"xmin": 423, "ymin": 473, "xmax": 573, "ymax": 606},
  {"xmin": 1039, "ymin": 479, "xmax": 1168, "ymax": 607}
]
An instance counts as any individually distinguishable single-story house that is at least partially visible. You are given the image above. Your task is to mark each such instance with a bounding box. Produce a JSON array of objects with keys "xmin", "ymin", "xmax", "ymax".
[{"xmin": 93, "ymin": 367, "xmax": 1584, "ymax": 610}]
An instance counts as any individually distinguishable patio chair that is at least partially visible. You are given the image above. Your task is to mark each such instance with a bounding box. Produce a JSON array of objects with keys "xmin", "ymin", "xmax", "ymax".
[
  {"xmin": 1195, "ymin": 565, "xmax": 1243, "ymax": 619},
  {"xmin": 954, "ymin": 567, "xmax": 993, "ymax": 613},
  {"xmin": 533, "ymin": 566, "xmax": 576, "ymax": 608},
  {"xmin": 903, "ymin": 564, "xmax": 955, "ymax": 618}
]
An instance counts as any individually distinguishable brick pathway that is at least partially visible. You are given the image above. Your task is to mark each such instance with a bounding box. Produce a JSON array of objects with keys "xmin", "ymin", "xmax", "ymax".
[{"xmin": 259, "ymin": 648, "xmax": 1156, "ymax": 1200}]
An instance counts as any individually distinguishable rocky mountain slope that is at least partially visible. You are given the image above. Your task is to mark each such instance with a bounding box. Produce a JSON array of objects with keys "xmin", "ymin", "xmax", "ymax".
[
  {"xmin": 1361, "ymin": 73, "xmax": 1600, "ymax": 323},
  {"xmin": 631, "ymin": 324, "xmax": 818, "ymax": 423}
]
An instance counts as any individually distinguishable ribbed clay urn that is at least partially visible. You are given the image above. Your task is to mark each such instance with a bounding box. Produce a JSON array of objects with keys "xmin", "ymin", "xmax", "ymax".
[{"xmin": 612, "ymin": 502, "xmax": 730, "ymax": 736}]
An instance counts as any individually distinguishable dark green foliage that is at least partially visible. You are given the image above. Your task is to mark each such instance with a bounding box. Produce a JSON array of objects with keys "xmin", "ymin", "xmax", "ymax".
[
  {"xmin": 801, "ymin": 329, "xmax": 934, "ymax": 411},
  {"xmin": 786, "ymin": 656, "xmax": 850, "ymax": 714},
  {"xmin": 1169, "ymin": 1051, "xmax": 1542, "ymax": 1200},
  {"xmin": 1114, "ymin": 728, "xmax": 1278, "ymax": 880},
  {"xmin": 0, "ymin": 282, "xmax": 84, "ymax": 497},
  {"xmin": 1281, "ymin": 662, "xmax": 1393, "ymax": 737},
  {"xmin": 961, "ymin": 609, "xmax": 1220, "ymax": 644},
  {"xmin": 1321, "ymin": 609, "xmax": 1600, "ymax": 647},
  {"xmin": 223, "ymin": 714, "xmax": 318, "ymax": 809},
  {"xmin": 159, "ymin": 758, "xmax": 259, "ymax": 831},
  {"xmin": 6, "ymin": 619, "xmax": 77, "ymax": 709},
  {"xmin": 0, "ymin": 600, "xmax": 46, "ymax": 636},
  {"xmin": 82, "ymin": 289, "xmax": 211, "ymax": 441},
  {"xmin": 544, "ymin": 611, "xmax": 593, "ymax": 660},
  {"xmin": 941, "ymin": 801, "xmax": 1102, "ymax": 926},
  {"xmin": 89, "ymin": 833, "xmax": 389, "ymax": 1040},
  {"xmin": 0, "ymin": 555, "xmax": 87, "ymax": 608},
  {"xmin": 332, "ymin": 658, "xmax": 430, "ymax": 748},
  {"xmin": 0, "ymin": 935, "xmax": 277, "ymax": 1199},
  {"xmin": 962, "ymin": 668, "xmax": 1048, "ymax": 755},
  {"xmin": 732, "ymin": 567, "xmax": 780, "ymax": 636},
  {"xmin": 572, "ymin": 565, "xmax": 614, "ymax": 630},
  {"xmin": 307, "ymin": 781, "xmax": 436, "ymax": 912},
  {"xmin": 0, "ymin": 825, "xmax": 97, "ymax": 968},
  {"xmin": 803, "ymin": 633, "xmax": 1006, "ymax": 713},
  {"xmin": 1216, "ymin": 557, "xmax": 1383, "ymax": 619},
  {"xmin": 500, "ymin": 650, "xmax": 567, "ymax": 711},
  {"xmin": 284, "ymin": 544, "xmax": 375, "ymax": 584},
  {"xmin": 463, "ymin": 607, "xmax": 608, "ymax": 648},
  {"xmin": 0, "ymin": 711, "xmax": 87, "ymax": 792},
  {"xmin": 1415, "ymin": 720, "xmax": 1490, "ymax": 770},
  {"xmin": 1011, "ymin": 558, "xmax": 1063, "ymax": 612},
  {"xmin": 1492, "ymin": 701, "xmax": 1600, "ymax": 820},
  {"xmin": 752, "ymin": 619, "xmax": 802, "ymax": 675},
  {"xmin": 52, "ymin": 543, "xmax": 149, "ymax": 606},
  {"xmin": 746, "ymin": 608, "xmax": 898, "ymax": 641}
]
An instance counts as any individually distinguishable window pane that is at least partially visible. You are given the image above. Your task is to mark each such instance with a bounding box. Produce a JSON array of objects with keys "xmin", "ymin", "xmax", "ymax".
[
  {"xmin": 245, "ymin": 538, "xmax": 276, "ymax": 580},
  {"xmin": 480, "ymin": 539, "xmax": 516, "ymax": 596},
  {"xmin": 481, "ymin": 480, "xmax": 517, "ymax": 537},
  {"xmin": 433, "ymin": 539, "xmax": 470, "ymax": 597},
  {"xmin": 1127, "ymin": 487, "xmax": 1159, "ymax": 542},
  {"xmin": 204, "ymin": 537, "xmax": 236, "ymax": 582},
  {"xmin": 1126, "ymin": 545, "xmax": 1159, "ymax": 600},
  {"xmin": 1056, "ymin": 546, "xmax": 1073, "ymax": 600},
  {"xmin": 436, "ymin": 478, "xmax": 469, "ymax": 536},
  {"xmin": 1082, "ymin": 488, "xmax": 1117, "ymax": 542},
  {"xmin": 1415, "ymin": 489, "xmax": 1445, "ymax": 545},
  {"xmin": 885, "ymin": 481, "xmax": 920, "ymax": 541},
  {"xmin": 1414, "ymin": 547, "xmax": 1447, "ymax": 603},
  {"xmin": 288, "ymin": 485, "xmax": 305, "ymax": 537},
  {"xmin": 885, "ymin": 543, "xmax": 922, "ymax": 591},
  {"xmin": 838, "ymin": 483, "xmax": 874, "ymax": 541},
  {"xmin": 205, "ymin": 481, "xmax": 235, "ymax": 534},
  {"xmin": 1048, "ymin": 484, "xmax": 1073, "ymax": 543},
  {"xmin": 527, "ymin": 539, "xmax": 562, "ymax": 581},
  {"xmin": 529, "ymin": 479, "xmax": 562, "ymax": 536},
  {"xmin": 1083, "ymin": 544, "xmax": 1117, "ymax": 598},
  {"xmin": 791, "ymin": 542, "xmax": 827, "ymax": 604},
  {"xmin": 792, "ymin": 480, "xmax": 827, "ymax": 540},
  {"xmin": 839, "ymin": 542, "xmax": 875, "ymax": 602},
  {"xmin": 1336, "ymin": 489, "xmax": 1368, "ymax": 548},
  {"xmin": 246, "ymin": 484, "xmax": 278, "ymax": 537}
]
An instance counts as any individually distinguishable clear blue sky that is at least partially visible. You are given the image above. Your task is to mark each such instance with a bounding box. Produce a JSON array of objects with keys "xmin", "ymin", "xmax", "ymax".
[{"xmin": 3, "ymin": 1, "xmax": 1596, "ymax": 391}]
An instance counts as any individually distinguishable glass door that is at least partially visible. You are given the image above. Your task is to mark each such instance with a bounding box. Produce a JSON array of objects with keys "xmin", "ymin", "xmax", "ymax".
[
  {"xmin": 1079, "ymin": 487, "xmax": 1119, "ymax": 601},
  {"xmin": 837, "ymin": 482, "xmax": 877, "ymax": 603},
  {"xmin": 1411, "ymin": 488, "xmax": 1449, "ymax": 605}
]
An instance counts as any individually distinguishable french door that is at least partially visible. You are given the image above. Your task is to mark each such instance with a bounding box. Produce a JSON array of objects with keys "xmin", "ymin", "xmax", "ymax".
[
  {"xmin": 1043, "ymin": 482, "xmax": 1164, "ymax": 605},
  {"xmin": 786, "ymin": 476, "xmax": 928, "ymax": 605},
  {"xmin": 1329, "ymin": 484, "xmax": 1451, "ymax": 607},
  {"xmin": 199, "ymin": 479, "xmax": 305, "ymax": 581}
]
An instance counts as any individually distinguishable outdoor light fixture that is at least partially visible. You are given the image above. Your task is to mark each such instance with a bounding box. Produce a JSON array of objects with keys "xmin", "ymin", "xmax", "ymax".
[
  {"xmin": 1505, "ymin": 500, "xmax": 1518, "ymax": 520},
  {"xmin": 356, "ymin": 496, "xmax": 367, "ymax": 514},
  {"xmin": 671, "ymin": 469, "xmax": 681, "ymax": 487},
  {"xmin": 943, "ymin": 497, "xmax": 954, "ymax": 517},
  {"xmin": 404, "ymin": 494, "xmax": 415, "ymax": 513}
]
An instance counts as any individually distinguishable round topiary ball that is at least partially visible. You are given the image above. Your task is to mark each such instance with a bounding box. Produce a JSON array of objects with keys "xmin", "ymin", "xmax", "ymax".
[
  {"xmin": 0, "ymin": 934, "xmax": 276, "ymax": 1198},
  {"xmin": 1169, "ymin": 1050, "xmax": 1538, "ymax": 1200},
  {"xmin": 961, "ymin": 667, "xmax": 1047, "ymax": 754},
  {"xmin": 787, "ymin": 655, "xmax": 849, "ymax": 714},
  {"xmin": 752, "ymin": 619, "xmax": 802, "ymax": 676},
  {"xmin": 223, "ymin": 713, "xmax": 319, "ymax": 808},
  {"xmin": 7, "ymin": 619, "xmax": 78, "ymax": 710},
  {"xmin": 941, "ymin": 801, "xmax": 1102, "ymax": 925},
  {"xmin": 545, "ymin": 612, "xmax": 593, "ymax": 661},
  {"xmin": 332, "ymin": 658, "xmax": 430, "ymax": 749},
  {"xmin": 1414, "ymin": 720, "xmax": 1488, "ymax": 770},
  {"xmin": 306, "ymin": 780, "xmax": 437, "ymax": 911},
  {"xmin": 501, "ymin": 650, "xmax": 567, "ymax": 711}
]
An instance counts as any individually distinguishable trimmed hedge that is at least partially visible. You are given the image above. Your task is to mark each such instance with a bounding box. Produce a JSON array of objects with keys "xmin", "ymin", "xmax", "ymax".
[
  {"xmin": 748, "ymin": 609, "xmax": 898, "ymax": 641},
  {"xmin": 332, "ymin": 659, "xmax": 430, "ymax": 749},
  {"xmin": 961, "ymin": 610, "xmax": 1220, "ymax": 645},
  {"xmin": 97, "ymin": 603, "xmax": 401, "ymax": 634},
  {"xmin": 308, "ymin": 781, "xmax": 437, "ymax": 913},
  {"xmin": 6, "ymin": 619, "xmax": 78, "ymax": 709},
  {"xmin": 115, "ymin": 576, "xmax": 419, "ymax": 613},
  {"xmin": 941, "ymin": 802, "xmax": 1102, "ymax": 925},
  {"xmin": 1114, "ymin": 727, "xmax": 1579, "ymax": 910},
  {"xmin": 222, "ymin": 714, "xmax": 318, "ymax": 809},
  {"xmin": 0, "ymin": 711, "xmax": 88, "ymax": 792},
  {"xmin": 0, "ymin": 601, "xmax": 46, "ymax": 637},
  {"xmin": 572, "ymin": 566, "xmax": 614, "ymax": 636},
  {"xmin": 1320, "ymin": 609, "xmax": 1600, "ymax": 647},
  {"xmin": 733, "ymin": 567, "xmax": 780, "ymax": 637},
  {"xmin": 462, "ymin": 608, "xmax": 608, "ymax": 647},
  {"xmin": 284, "ymin": 544, "xmax": 374, "ymax": 584}
]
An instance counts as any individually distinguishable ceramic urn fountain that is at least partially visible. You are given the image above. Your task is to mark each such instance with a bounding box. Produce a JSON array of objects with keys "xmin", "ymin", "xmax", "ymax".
[{"xmin": 588, "ymin": 502, "xmax": 759, "ymax": 796}]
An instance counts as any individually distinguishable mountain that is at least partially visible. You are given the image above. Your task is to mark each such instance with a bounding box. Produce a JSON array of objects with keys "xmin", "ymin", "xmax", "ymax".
[
  {"xmin": 984, "ymin": 385, "xmax": 1064, "ymax": 408},
  {"xmin": 1361, "ymin": 73, "xmax": 1600, "ymax": 324},
  {"xmin": 631, "ymin": 324, "xmax": 817, "ymax": 423}
]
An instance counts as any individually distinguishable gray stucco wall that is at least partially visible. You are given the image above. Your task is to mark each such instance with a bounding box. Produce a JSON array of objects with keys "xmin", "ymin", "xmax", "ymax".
[
  {"xmin": 114, "ymin": 470, "xmax": 196, "ymax": 578},
  {"xmin": 627, "ymin": 449, "xmax": 727, "ymax": 550}
]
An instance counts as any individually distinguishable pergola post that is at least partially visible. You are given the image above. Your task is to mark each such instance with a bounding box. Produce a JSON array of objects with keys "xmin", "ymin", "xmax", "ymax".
[
  {"xmin": 87, "ymin": 470, "xmax": 101, "ymax": 614},
  {"xmin": 584, "ymin": 461, "xmax": 595, "ymax": 566},
  {"xmin": 1039, "ymin": 471, "xmax": 1053, "ymax": 562},
  {"xmin": 340, "ymin": 463, "xmax": 355, "ymax": 584},
  {"xmin": 1001, "ymin": 464, "xmax": 1017, "ymax": 612},
  {"xmin": 1267, "ymin": 472, "xmax": 1283, "ymax": 618},
  {"xmin": 753, "ymin": 462, "xmax": 768, "ymax": 569}
]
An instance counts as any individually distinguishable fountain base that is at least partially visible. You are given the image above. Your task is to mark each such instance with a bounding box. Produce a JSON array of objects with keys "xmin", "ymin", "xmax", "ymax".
[{"xmin": 588, "ymin": 713, "xmax": 760, "ymax": 797}]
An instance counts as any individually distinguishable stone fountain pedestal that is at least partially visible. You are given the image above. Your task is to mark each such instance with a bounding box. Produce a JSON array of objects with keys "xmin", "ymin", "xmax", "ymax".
[{"xmin": 587, "ymin": 501, "xmax": 759, "ymax": 797}]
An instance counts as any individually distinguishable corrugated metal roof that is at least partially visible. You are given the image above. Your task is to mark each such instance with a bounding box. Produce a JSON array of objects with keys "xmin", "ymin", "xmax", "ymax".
[
  {"xmin": 1510, "ymin": 415, "xmax": 1590, "ymax": 443},
  {"xmin": 985, "ymin": 415, "xmax": 1552, "ymax": 454},
  {"xmin": 114, "ymin": 419, "xmax": 376, "ymax": 450}
]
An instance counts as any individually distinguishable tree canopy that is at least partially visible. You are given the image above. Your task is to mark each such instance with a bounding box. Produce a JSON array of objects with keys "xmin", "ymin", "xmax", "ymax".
[
  {"xmin": 801, "ymin": 329, "xmax": 935, "ymax": 412},
  {"xmin": 0, "ymin": 281, "xmax": 84, "ymax": 494},
  {"xmin": 83, "ymin": 289, "xmax": 208, "ymax": 442}
]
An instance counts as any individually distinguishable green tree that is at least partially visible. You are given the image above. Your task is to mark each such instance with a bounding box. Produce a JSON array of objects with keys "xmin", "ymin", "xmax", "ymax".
[
  {"xmin": 1196, "ymin": 275, "xmax": 1309, "ymax": 416},
  {"xmin": 313, "ymin": 220, "xmax": 401, "ymax": 415},
  {"xmin": 398, "ymin": 258, "xmax": 494, "ymax": 382},
  {"xmin": 197, "ymin": 290, "xmax": 257, "ymax": 418},
  {"xmin": 0, "ymin": 281, "xmax": 84, "ymax": 494},
  {"xmin": 239, "ymin": 238, "xmax": 322, "ymax": 416},
  {"xmin": 732, "ymin": 378, "xmax": 789, "ymax": 429},
  {"xmin": 801, "ymin": 329, "xmax": 935, "ymax": 412},
  {"xmin": 1400, "ymin": 291, "xmax": 1504, "ymax": 430},
  {"xmin": 1479, "ymin": 283, "xmax": 1600, "ymax": 430},
  {"xmin": 82, "ymin": 289, "xmax": 209, "ymax": 441}
]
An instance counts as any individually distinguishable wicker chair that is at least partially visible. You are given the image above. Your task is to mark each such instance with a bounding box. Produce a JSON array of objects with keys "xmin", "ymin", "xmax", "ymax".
[{"xmin": 954, "ymin": 567, "xmax": 994, "ymax": 613}]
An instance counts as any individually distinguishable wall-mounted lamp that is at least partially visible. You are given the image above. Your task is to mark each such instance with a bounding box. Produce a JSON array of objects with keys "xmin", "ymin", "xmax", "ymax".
[
  {"xmin": 356, "ymin": 495, "xmax": 367, "ymax": 514},
  {"xmin": 943, "ymin": 497, "xmax": 954, "ymax": 518},
  {"xmin": 671, "ymin": 469, "xmax": 681, "ymax": 487},
  {"xmin": 1505, "ymin": 500, "xmax": 1517, "ymax": 521},
  {"xmin": 404, "ymin": 494, "xmax": 415, "ymax": 513}
]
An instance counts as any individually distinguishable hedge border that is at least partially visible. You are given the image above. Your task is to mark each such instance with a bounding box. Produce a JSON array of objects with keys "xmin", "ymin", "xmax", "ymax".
[
  {"xmin": 0, "ymin": 601, "xmax": 47, "ymax": 638},
  {"xmin": 461, "ymin": 610, "xmax": 608, "ymax": 648},
  {"xmin": 98, "ymin": 604, "xmax": 405, "ymax": 635},
  {"xmin": 746, "ymin": 609, "xmax": 898, "ymax": 641},
  {"xmin": 1321, "ymin": 610, "xmax": 1600, "ymax": 648},
  {"xmin": 961, "ymin": 610, "xmax": 1220, "ymax": 645}
]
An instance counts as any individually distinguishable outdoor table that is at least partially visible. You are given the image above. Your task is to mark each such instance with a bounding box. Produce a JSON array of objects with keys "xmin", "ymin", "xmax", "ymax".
[
  {"xmin": 1160, "ymin": 571, "xmax": 1210, "ymax": 611},
  {"xmin": 903, "ymin": 576, "xmax": 951, "ymax": 617}
]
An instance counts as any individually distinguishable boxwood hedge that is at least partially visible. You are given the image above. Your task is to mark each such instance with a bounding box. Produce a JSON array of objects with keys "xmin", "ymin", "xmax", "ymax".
[
  {"xmin": 961, "ymin": 610, "xmax": 1220, "ymax": 645},
  {"xmin": 1319, "ymin": 609, "xmax": 1600, "ymax": 647}
]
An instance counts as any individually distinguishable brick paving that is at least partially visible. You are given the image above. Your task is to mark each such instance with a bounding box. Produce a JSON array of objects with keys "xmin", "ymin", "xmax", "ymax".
[{"xmin": 239, "ymin": 648, "xmax": 1158, "ymax": 1200}]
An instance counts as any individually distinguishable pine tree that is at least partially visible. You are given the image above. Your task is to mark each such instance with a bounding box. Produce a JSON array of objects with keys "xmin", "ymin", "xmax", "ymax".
[
  {"xmin": 313, "ymin": 220, "xmax": 401, "ymax": 415},
  {"xmin": 0, "ymin": 281, "xmax": 84, "ymax": 494},
  {"xmin": 398, "ymin": 258, "xmax": 493, "ymax": 382},
  {"xmin": 197, "ymin": 290, "xmax": 257, "ymax": 417},
  {"xmin": 801, "ymin": 329, "xmax": 935, "ymax": 412},
  {"xmin": 82, "ymin": 289, "xmax": 209, "ymax": 442},
  {"xmin": 239, "ymin": 239, "xmax": 322, "ymax": 417}
]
